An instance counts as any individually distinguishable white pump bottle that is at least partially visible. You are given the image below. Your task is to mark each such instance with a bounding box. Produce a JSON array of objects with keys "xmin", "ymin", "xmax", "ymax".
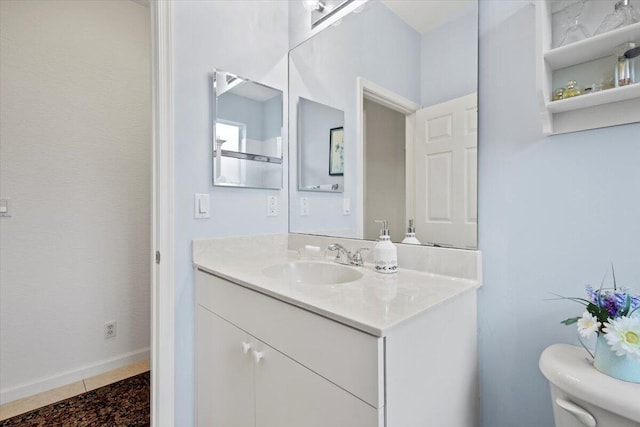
[{"xmin": 373, "ymin": 220, "xmax": 398, "ymax": 274}]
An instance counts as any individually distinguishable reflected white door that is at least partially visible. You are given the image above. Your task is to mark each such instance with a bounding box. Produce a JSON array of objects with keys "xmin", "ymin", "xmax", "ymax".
[{"xmin": 414, "ymin": 93, "xmax": 477, "ymax": 248}]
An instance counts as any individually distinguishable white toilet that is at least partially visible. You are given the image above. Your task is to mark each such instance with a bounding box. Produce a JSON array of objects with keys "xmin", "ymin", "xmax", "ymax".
[{"xmin": 540, "ymin": 344, "xmax": 640, "ymax": 427}]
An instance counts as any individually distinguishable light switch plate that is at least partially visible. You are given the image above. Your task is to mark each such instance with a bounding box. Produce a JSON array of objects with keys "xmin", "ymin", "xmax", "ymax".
[
  {"xmin": 343, "ymin": 198, "xmax": 351, "ymax": 215},
  {"xmin": 300, "ymin": 197, "xmax": 309, "ymax": 216},
  {"xmin": 0, "ymin": 199, "xmax": 10, "ymax": 217},
  {"xmin": 194, "ymin": 194, "xmax": 210, "ymax": 219},
  {"xmin": 267, "ymin": 196, "xmax": 278, "ymax": 217}
]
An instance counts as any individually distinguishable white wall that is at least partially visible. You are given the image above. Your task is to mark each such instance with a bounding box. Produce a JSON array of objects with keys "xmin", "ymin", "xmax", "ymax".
[
  {"xmin": 0, "ymin": 0, "xmax": 150, "ymax": 403},
  {"xmin": 172, "ymin": 1, "xmax": 289, "ymax": 424},
  {"xmin": 478, "ymin": 2, "xmax": 640, "ymax": 426}
]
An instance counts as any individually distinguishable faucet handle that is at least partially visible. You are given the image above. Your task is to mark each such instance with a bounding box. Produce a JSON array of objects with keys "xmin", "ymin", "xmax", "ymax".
[{"xmin": 351, "ymin": 248, "xmax": 370, "ymax": 266}]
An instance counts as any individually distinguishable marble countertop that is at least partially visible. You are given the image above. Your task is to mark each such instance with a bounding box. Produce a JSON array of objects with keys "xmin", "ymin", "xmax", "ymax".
[{"xmin": 193, "ymin": 234, "xmax": 481, "ymax": 337}]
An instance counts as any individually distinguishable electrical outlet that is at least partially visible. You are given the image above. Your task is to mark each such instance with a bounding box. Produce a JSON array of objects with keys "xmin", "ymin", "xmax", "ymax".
[
  {"xmin": 104, "ymin": 320, "xmax": 117, "ymax": 339},
  {"xmin": 267, "ymin": 196, "xmax": 278, "ymax": 217},
  {"xmin": 300, "ymin": 197, "xmax": 309, "ymax": 216}
]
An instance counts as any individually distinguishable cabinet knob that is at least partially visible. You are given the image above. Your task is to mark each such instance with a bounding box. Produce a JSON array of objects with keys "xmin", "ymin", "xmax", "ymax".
[
  {"xmin": 241, "ymin": 342, "xmax": 252, "ymax": 354},
  {"xmin": 252, "ymin": 350, "xmax": 264, "ymax": 364}
]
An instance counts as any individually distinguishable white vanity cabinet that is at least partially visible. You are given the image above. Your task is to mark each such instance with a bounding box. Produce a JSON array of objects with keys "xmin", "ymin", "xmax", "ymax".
[
  {"xmin": 195, "ymin": 267, "xmax": 478, "ymax": 427},
  {"xmin": 195, "ymin": 270, "xmax": 383, "ymax": 427}
]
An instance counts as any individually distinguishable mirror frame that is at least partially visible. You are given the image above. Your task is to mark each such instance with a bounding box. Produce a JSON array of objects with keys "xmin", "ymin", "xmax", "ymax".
[{"xmin": 211, "ymin": 69, "xmax": 284, "ymax": 190}]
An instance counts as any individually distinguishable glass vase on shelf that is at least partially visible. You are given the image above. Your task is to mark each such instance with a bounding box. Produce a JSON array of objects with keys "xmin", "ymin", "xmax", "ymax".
[
  {"xmin": 594, "ymin": 0, "xmax": 640, "ymax": 36},
  {"xmin": 556, "ymin": 0, "xmax": 591, "ymax": 48}
]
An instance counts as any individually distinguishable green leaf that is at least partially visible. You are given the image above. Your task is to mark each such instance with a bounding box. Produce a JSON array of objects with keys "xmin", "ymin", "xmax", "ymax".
[
  {"xmin": 561, "ymin": 317, "xmax": 581, "ymax": 325},
  {"xmin": 611, "ymin": 263, "xmax": 617, "ymax": 291},
  {"xmin": 621, "ymin": 294, "xmax": 631, "ymax": 317},
  {"xmin": 588, "ymin": 302, "xmax": 608, "ymax": 324},
  {"xmin": 549, "ymin": 293, "xmax": 591, "ymax": 306}
]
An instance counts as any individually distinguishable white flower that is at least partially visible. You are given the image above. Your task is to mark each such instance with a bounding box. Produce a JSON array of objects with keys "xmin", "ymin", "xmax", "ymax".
[
  {"xmin": 577, "ymin": 311, "xmax": 601, "ymax": 339},
  {"xmin": 603, "ymin": 316, "xmax": 640, "ymax": 360}
]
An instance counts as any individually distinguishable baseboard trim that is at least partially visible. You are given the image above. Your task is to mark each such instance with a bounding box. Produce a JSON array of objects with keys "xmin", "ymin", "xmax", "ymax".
[{"xmin": 0, "ymin": 347, "xmax": 150, "ymax": 405}]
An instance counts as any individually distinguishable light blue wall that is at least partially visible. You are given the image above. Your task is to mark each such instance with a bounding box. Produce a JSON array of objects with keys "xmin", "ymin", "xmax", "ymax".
[
  {"xmin": 262, "ymin": 95, "xmax": 283, "ymax": 140},
  {"xmin": 217, "ymin": 92, "xmax": 283, "ymax": 142},
  {"xmin": 298, "ymin": 98, "xmax": 344, "ymax": 189},
  {"xmin": 478, "ymin": 2, "xmax": 640, "ymax": 426},
  {"xmin": 421, "ymin": 3, "xmax": 478, "ymax": 107},
  {"xmin": 217, "ymin": 92, "xmax": 267, "ymax": 141},
  {"xmin": 173, "ymin": 1, "xmax": 288, "ymax": 424}
]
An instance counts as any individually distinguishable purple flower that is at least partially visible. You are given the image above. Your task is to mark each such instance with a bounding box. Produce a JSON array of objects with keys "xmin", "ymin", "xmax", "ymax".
[{"xmin": 585, "ymin": 285, "xmax": 640, "ymax": 319}]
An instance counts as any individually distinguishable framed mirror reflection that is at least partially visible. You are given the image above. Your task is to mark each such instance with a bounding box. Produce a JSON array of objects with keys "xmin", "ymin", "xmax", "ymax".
[
  {"xmin": 289, "ymin": 0, "xmax": 478, "ymax": 249},
  {"xmin": 212, "ymin": 70, "xmax": 284, "ymax": 190}
]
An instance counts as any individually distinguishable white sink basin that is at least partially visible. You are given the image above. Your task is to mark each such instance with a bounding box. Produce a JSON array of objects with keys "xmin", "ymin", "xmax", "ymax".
[{"xmin": 262, "ymin": 261, "xmax": 363, "ymax": 285}]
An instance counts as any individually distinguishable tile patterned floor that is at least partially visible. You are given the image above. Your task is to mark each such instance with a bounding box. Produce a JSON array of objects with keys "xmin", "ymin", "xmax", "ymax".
[
  {"xmin": 0, "ymin": 360, "xmax": 150, "ymax": 421},
  {"xmin": 0, "ymin": 372, "xmax": 150, "ymax": 427}
]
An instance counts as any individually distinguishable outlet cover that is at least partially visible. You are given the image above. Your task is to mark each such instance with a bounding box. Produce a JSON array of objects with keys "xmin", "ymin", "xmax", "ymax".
[
  {"xmin": 300, "ymin": 197, "xmax": 309, "ymax": 216},
  {"xmin": 104, "ymin": 320, "xmax": 117, "ymax": 339},
  {"xmin": 267, "ymin": 196, "xmax": 278, "ymax": 217}
]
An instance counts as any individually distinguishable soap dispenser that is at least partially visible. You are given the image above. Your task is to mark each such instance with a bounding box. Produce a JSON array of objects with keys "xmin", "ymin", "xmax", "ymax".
[
  {"xmin": 401, "ymin": 219, "xmax": 421, "ymax": 245},
  {"xmin": 373, "ymin": 220, "xmax": 398, "ymax": 274}
]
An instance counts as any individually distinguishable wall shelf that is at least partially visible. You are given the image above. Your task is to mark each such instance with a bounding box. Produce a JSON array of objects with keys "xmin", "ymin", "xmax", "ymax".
[
  {"xmin": 544, "ymin": 22, "xmax": 640, "ymax": 70},
  {"xmin": 546, "ymin": 83, "xmax": 640, "ymax": 113},
  {"xmin": 536, "ymin": 2, "xmax": 640, "ymax": 135}
]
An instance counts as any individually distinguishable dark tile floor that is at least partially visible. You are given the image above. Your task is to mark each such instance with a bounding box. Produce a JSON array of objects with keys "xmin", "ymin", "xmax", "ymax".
[{"xmin": 0, "ymin": 372, "xmax": 150, "ymax": 427}]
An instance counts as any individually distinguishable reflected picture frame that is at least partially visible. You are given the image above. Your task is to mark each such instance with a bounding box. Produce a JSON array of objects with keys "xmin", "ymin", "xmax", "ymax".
[{"xmin": 329, "ymin": 127, "xmax": 344, "ymax": 176}]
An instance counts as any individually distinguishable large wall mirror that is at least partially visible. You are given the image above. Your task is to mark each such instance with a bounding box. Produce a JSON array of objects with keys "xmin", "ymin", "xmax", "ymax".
[
  {"xmin": 289, "ymin": 0, "xmax": 478, "ymax": 249},
  {"xmin": 212, "ymin": 70, "xmax": 283, "ymax": 189}
]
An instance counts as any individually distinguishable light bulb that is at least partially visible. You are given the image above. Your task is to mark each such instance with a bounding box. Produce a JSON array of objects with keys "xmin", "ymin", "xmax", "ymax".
[{"xmin": 302, "ymin": 0, "xmax": 325, "ymax": 12}]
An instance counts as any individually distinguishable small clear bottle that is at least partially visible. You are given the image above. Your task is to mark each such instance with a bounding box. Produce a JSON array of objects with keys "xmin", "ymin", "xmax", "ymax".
[
  {"xmin": 624, "ymin": 44, "xmax": 640, "ymax": 84},
  {"xmin": 615, "ymin": 42, "xmax": 636, "ymax": 87},
  {"xmin": 552, "ymin": 87, "xmax": 565, "ymax": 101},
  {"xmin": 563, "ymin": 80, "xmax": 581, "ymax": 98}
]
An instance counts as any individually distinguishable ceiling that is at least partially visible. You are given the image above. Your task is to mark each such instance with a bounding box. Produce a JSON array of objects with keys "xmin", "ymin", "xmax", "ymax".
[{"xmin": 381, "ymin": 0, "xmax": 475, "ymax": 34}]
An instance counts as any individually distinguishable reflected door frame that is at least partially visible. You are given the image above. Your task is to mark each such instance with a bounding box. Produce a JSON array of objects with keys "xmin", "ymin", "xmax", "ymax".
[{"xmin": 356, "ymin": 78, "xmax": 421, "ymax": 239}]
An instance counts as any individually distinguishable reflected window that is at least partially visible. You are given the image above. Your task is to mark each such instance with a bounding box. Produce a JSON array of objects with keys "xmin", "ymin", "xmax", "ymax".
[{"xmin": 216, "ymin": 121, "xmax": 245, "ymax": 152}]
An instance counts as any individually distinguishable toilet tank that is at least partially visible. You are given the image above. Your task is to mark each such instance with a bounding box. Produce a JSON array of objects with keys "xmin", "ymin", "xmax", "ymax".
[{"xmin": 540, "ymin": 344, "xmax": 640, "ymax": 427}]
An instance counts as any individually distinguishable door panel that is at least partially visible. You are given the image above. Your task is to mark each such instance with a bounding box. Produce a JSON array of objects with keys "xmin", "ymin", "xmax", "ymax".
[
  {"xmin": 415, "ymin": 93, "xmax": 477, "ymax": 248},
  {"xmin": 254, "ymin": 339, "xmax": 380, "ymax": 427},
  {"xmin": 196, "ymin": 307, "xmax": 254, "ymax": 427}
]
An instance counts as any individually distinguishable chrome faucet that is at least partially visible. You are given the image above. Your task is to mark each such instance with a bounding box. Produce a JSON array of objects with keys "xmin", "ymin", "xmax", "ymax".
[{"xmin": 327, "ymin": 243, "xmax": 368, "ymax": 266}]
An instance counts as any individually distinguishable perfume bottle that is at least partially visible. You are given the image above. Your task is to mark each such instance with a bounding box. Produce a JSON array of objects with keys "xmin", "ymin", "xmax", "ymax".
[
  {"xmin": 564, "ymin": 80, "xmax": 581, "ymax": 98},
  {"xmin": 552, "ymin": 87, "xmax": 566, "ymax": 101}
]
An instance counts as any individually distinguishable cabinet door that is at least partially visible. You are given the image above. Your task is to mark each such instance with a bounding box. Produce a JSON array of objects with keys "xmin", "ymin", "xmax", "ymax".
[
  {"xmin": 254, "ymin": 340, "xmax": 381, "ymax": 427},
  {"xmin": 196, "ymin": 306, "xmax": 255, "ymax": 427}
]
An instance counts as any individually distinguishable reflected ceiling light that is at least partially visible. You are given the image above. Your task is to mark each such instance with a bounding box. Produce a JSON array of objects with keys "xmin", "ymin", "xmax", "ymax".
[{"xmin": 302, "ymin": 0, "xmax": 325, "ymax": 12}]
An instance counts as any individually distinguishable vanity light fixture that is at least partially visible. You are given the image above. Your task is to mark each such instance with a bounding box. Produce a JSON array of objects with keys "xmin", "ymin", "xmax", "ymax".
[{"xmin": 302, "ymin": 0, "xmax": 325, "ymax": 12}]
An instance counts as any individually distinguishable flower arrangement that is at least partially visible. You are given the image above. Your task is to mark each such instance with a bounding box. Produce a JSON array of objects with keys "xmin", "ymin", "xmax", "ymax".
[{"xmin": 560, "ymin": 272, "xmax": 640, "ymax": 362}]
